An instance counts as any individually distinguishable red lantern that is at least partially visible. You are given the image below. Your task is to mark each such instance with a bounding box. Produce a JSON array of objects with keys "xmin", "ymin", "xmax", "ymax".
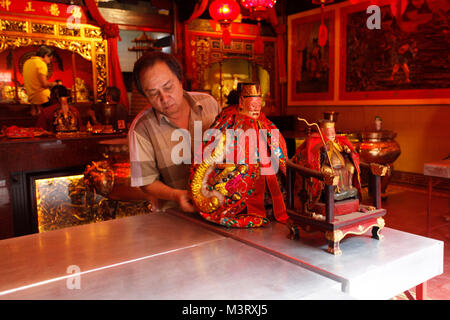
[
  {"xmin": 209, "ymin": 0, "xmax": 241, "ymax": 46},
  {"xmin": 240, "ymin": 0, "xmax": 276, "ymax": 20},
  {"xmin": 241, "ymin": 0, "xmax": 276, "ymax": 10},
  {"xmin": 240, "ymin": 0, "xmax": 276, "ymax": 55}
]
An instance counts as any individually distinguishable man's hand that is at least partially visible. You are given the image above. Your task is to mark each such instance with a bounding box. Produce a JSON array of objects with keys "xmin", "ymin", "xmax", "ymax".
[
  {"xmin": 38, "ymin": 74, "xmax": 56, "ymax": 89},
  {"xmin": 174, "ymin": 190, "xmax": 196, "ymax": 213},
  {"xmin": 139, "ymin": 181, "xmax": 197, "ymax": 213}
]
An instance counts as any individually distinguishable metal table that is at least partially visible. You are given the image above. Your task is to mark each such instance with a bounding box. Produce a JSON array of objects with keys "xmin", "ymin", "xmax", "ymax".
[
  {"xmin": 424, "ymin": 159, "xmax": 450, "ymax": 236},
  {"xmin": 168, "ymin": 210, "xmax": 444, "ymax": 300},
  {"xmin": 0, "ymin": 212, "xmax": 347, "ymax": 300}
]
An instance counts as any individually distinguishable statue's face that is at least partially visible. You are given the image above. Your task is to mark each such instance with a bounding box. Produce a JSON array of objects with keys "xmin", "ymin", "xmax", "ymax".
[
  {"xmin": 239, "ymin": 96, "xmax": 261, "ymax": 119},
  {"xmin": 322, "ymin": 126, "xmax": 336, "ymax": 141}
]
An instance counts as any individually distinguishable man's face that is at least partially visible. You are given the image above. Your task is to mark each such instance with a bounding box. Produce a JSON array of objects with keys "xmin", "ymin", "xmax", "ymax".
[
  {"xmin": 139, "ymin": 61, "xmax": 184, "ymax": 118},
  {"xmin": 105, "ymin": 95, "xmax": 114, "ymax": 104},
  {"xmin": 239, "ymin": 96, "xmax": 261, "ymax": 119},
  {"xmin": 42, "ymin": 54, "xmax": 52, "ymax": 64}
]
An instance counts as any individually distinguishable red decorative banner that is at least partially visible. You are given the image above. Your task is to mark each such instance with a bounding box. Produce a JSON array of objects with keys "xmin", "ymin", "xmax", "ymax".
[{"xmin": 0, "ymin": 0, "xmax": 88, "ymax": 23}]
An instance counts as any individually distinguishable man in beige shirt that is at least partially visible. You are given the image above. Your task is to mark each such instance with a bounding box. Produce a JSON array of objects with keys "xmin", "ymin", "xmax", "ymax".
[
  {"xmin": 129, "ymin": 52, "xmax": 220, "ymax": 212},
  {"xmin": 23, "ymin": 46, "xmax": 57, "ymax": 115}
]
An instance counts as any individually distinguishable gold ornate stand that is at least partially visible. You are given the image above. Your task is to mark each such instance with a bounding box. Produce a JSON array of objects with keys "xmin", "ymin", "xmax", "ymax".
[{"xmin": 286, "ymin": 160, "xmax": 388, "ymax": 255}]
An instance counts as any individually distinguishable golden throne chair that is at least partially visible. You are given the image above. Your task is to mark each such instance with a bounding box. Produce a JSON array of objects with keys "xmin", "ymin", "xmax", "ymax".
[{"xmin": 286, "ymin": 159, "xmax": 388, "ymax": 255}]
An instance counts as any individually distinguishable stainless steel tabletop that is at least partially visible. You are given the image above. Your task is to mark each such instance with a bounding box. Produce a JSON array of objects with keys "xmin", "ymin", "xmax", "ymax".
[
  {"xmin": 0, "ymin": 211, "xmax": 350, "ymax": 300},
  {"xmin": 0, "ymin": 212, "xmax": 224, "ymax": 295},
  {"xmin": 168, "ymin": 210, "xmax": 444, "ymax": 300},
  {"xmin": 1, "ymin": 238, "xmax": 346, "ymax": 300}
]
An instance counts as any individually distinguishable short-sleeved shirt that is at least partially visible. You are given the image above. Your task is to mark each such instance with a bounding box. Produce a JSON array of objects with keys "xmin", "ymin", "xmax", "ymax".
[
  {"xmin": 23, "ymin": 56, "xmax": 51, "ymax": 105},
  {"xmin": 128, "ymin": 91, "xmax": 219, "ymax": 191}
]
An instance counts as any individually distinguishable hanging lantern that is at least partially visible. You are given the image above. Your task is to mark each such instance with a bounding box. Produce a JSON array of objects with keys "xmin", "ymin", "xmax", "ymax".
[
  {"xmin": 240, "ymin": 0, "xmax": 276, "ymax": 17},
  {"xmin": 240, "ymin": 0, "xmax": 276, "ymax": 55},
  {"xmin": 312, "ymin": 0, "xmax": 334, "ymax": 47},
  {"xmin": 209, "ymin": 0, "xmax": 241, "ymax": 46}
]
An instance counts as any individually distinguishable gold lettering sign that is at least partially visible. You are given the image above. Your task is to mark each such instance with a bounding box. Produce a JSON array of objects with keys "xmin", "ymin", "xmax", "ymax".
[
  {"xmin": 0, "ymin": 0, "xmax": 11, "ymax": 11},
  {"xmin": 50, "ymin": 4, "xmax": 60, "ymax": 16},
  {"xmin": 25, "ymin": 2, "xmax": 35, "ymax": 12}
]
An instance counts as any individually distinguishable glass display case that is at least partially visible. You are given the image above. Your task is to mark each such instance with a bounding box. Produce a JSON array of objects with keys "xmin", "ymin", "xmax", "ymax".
[{"xmin": 35, "ymin": 173, "xmax": 150, "ymax": 233}]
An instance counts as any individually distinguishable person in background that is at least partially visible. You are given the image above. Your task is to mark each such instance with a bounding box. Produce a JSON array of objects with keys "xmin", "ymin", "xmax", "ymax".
[
  {"xmin": 225, "ymin": 89, "xmax": 239, "ymax": 108},
  {"xmin": 23, "ymin": 46, "xmax": 57, "ymax": 116},
  {"xmin": 128, "ymin": 51, "xmax": 220, "ymax": 212},
  {"xmin": 36, "ymin": 85, "xmax": 82, "ymax": 132}
]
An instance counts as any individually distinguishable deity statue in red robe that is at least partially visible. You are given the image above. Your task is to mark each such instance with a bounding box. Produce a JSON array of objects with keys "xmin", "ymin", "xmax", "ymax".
[
  {"xmin": 189, "ymin": 83, "xmax": 289, "ymax": 228},
  {"xmin": 292, "ymin": 120, "xmax": 361, "ymax": 213}
]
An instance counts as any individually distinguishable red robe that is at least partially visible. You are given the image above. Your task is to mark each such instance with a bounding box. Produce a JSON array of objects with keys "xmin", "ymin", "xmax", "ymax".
[
  {"xmin": 189, "ymin": 106, "xmax": 289, "ymax": 228},
  {"xmin": 292, "ymin": 133, "xmax": 361, "ymax": 208}
]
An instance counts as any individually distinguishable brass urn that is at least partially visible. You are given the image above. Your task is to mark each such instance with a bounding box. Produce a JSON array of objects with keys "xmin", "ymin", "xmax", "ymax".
[{"xmin": 354, "ymin": 130, "xmax": 401, "ymax": 199}]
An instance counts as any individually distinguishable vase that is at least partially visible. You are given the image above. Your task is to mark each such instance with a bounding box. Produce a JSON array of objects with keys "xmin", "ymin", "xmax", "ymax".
[{"xmin": 354, "ymin": 130, "xmax": 401, "ymax": 199}]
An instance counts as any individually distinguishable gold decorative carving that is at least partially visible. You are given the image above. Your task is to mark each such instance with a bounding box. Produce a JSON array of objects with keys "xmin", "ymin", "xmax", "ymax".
[
  {"xmin": 84, "ymin": 28, "xmax": 103, "ymax": 39},
  {"xmin": 325, "ymin": 230, "xmax": 344, "ymax": 242},
  {"xmin": 96, "ymin": 53, "xmax": 107, "ymax": 99},
  {"xmin": 0, "ymin": 19, "xmax": 28, "ymax": 32},
  {"xmin": 31, "ymin": 23, "xmax": 55, "ymax": 35},
  {"xmin": 194, "ymin": 37, "xmax": 210, "ymax": 90},
  {"xmin": 0, "ymin": 14, "xmax": 108, "ymax": 103},
  {"xmin": 334, "ymin": 218, "xmax": 386, "ymax": 240},
  {"xmin": 59, "ymin": 25, "xmax": 80, "ymax": 37}
]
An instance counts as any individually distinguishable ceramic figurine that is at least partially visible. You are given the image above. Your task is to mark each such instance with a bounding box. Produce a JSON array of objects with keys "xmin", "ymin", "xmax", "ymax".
[{"xmin": 189, "ymin": 83, "xmax": 289, "ymax": 228}]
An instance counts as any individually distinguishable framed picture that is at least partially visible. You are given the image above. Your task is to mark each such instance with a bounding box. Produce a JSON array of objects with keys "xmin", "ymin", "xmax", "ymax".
[
  {"xmin": 288, "ymin": 10, "xmax": 335, "ymax": 104},
  {"xmin": 232, "ymin": 41, "xmax": 243, "ymax": 52},
  {"xmin": 340, "ymin": 0, "xmax": 450, "ymax": 101},
  {"xmin": 211, "ymin": 40, "xmax": 220, "ymax": 50}
]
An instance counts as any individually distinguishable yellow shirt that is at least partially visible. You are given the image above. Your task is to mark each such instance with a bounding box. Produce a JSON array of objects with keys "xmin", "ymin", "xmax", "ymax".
[{"xmin": 23, "ymin": 56, "xmax": 50, "ymax": 105}]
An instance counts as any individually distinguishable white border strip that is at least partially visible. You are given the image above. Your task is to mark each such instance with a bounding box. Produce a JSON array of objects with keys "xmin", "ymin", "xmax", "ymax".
[{"xmin": 0, "ymin": 241, "xmax": 213, "ymax": 297}]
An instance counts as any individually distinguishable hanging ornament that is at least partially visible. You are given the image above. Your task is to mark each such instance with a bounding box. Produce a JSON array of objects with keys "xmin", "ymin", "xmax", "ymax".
[
  {"xmin": 240, "ymin": 0, "xmax": 276, "ymax": 13},
  {"xmin": 254, "ymin": 22, "xmax": 264, "ymax": 55},
  {"xmin": 240, "ymin": 1, "xmax": 277, "ymax": 55},
  {"xmin": 209, "ymin": 0, "xmax": 241, "ymax": 46},
  {"xmin": 312, "ymin": 0, "xmax": 334, "ymax": 47}
]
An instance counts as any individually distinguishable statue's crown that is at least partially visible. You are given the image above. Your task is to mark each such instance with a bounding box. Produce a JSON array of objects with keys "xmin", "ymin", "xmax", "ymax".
[
  {"xmin": 238, "ymin": 82, "xmax": 261, "ymax": 97},
  {"xmin": 319, "ymin": 119, "xmax": 335, "ymax": 129}
]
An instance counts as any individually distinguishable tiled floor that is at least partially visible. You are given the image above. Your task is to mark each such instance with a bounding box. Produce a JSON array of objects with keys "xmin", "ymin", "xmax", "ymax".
[{"xmin": 380, "ymin": 183, "xmax": 449, "ymax": 300}]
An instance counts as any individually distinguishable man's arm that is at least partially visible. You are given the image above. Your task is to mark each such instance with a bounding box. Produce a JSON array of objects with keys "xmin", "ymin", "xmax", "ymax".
[
  {"xmin": 38, "ymin": 73, "xmax": 56, "ymax": 89},
  {"xmin": 140, "ymin": 180, "xmax": 195, "ymax": 213}
]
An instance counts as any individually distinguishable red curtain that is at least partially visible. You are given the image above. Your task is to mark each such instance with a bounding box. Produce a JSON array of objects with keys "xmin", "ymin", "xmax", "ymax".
[
  {"xmin": 186, "ymin": 0, "xmax": 209, "ymax": 24},
  {"xmin": 84, "ymin": 0, "xmax": 129, "ymax": 109}
]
